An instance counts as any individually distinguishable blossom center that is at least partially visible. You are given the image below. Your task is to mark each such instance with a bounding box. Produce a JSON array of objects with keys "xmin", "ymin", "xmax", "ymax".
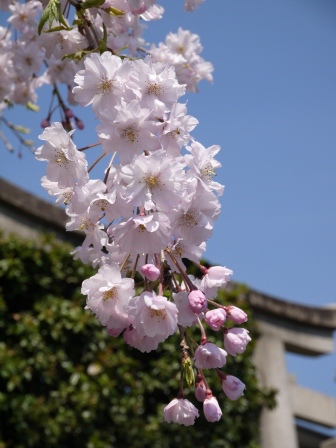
[
  {"xmin": 103, "ymin": 287, "xmax": 118, "ymax": 300},
  {"xmin": 19, "ymin": 13, "xmax": 28, "ymax": 22},
  {"xmin": 63, "ymin": 192, "xmax": 73, "ymax": 205},
  {"xmin": 168, "ymin": 128, "xmax": 180, "ymax": 139},
  {"xmin": 150, "ymin": 309, "xmax": 167, "ymax": 320},
  {"xmin": 145, "ymin": 175, "xmax": 159, "ymax": 188},
  {"xmin": 174, "ymin": 245, "xmax": 184, "ymax": 257},
  {"xmin": 97, "ymin": 75, "xmax": 114, "ymax": 95},
  {"xmin": 180, "ymin": 210, "xmax": 197, "ymax": 228},
  {"xmin": 94, "ymin": 199, "xmax": 109, "ymax": 211},
  {"xmin": 146, "ymin": 82, "xmax": 163, "ymax": 96},
  {"xmin": 79, "ymin": 217, "xmax": 94, "ymax": 231},
  {"xmin": 121, "ymin": 125, "xmax": 139, "ymax": 143},
  {"xmin": 200, "ymin": 163, "xmax": 216, "ymax": 180},
  {"xmin": 55, "ymin": 151, "xmax": 68, "ymax": 166}
]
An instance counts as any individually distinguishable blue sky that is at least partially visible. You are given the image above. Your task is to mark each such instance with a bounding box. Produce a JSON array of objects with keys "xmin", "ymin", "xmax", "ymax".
[{"xmin": 1, "ymin": 0, "xmax": 336, "ymax": 428}]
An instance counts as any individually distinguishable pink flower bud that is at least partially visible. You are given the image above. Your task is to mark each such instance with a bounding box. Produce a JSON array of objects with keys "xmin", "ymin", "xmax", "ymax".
[
  {"xmin": 194, "ymin": 342, "xmax": 227, "ymax": 369},
  {"xmin": 224, "ymin": 327, "xmax": 251, "ymax": 357},
  {"xmin": 195, "ymin": 376, "xmax": 207, "ymax": 402},
  {"xmin": 205, "ymin": 308, "xmax": 227, "ymax": 330},
  {"xmin": 75, "ymin": 118, "xmax": 85, "ymax": 130},
  {"xmin": 221, "ymin": 375, "xmax": 245, "ymax": 400},
  {"xmin": 65, "ymin": 108, "xmax": 74, "ymax": 118},
  {"xmin": 140, "ymin": 264, "xmax": 160, "ymax": 281},
  {"xmin": 40, "ymin": 118, "xmax": 50, "ymax": 128},
  {"xmin": 226, "ymin": 305, "xmax": 248, "ymax": 324},
  {"xmin": 201, "ymin": 266, "xmax": 233, "ymax": 289},
  {"xmin": 188, "ymin": 290, "xmax": 207, "ymax": 314},
  {"xmin": 163, "ymin": 398, "xmax": 199, "ymax": 426},
  {"xmin": 203, "ymin": 395, "xmax": 222, "ymax": 422}
]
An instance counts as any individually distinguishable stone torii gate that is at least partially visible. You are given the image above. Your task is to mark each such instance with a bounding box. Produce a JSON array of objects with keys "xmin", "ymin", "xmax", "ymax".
[
  {"xmin": 248, "ymin": 289, "xmax": 336, "ymax": 448},
  {"xmin": 1, "ymin": 177, "xmax": 336, "ymax": 447}
]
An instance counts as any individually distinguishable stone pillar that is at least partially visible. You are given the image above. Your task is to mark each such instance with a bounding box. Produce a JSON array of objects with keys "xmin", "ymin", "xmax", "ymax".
[{"xmin": 254, "ymin": 334, "xmax": 299, "ymax": 448}]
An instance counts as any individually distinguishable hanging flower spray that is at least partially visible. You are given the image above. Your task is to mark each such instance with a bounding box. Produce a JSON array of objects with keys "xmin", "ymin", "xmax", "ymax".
[{"xmin": 1, "ymin": 0, "xmax": 250, "ymax": 425}]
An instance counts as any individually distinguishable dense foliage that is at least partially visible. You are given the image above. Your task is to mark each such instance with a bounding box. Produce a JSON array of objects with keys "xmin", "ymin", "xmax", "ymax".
[{"xmin": 0, "ymin": 232, "xmax": 275, "ymax": 448}]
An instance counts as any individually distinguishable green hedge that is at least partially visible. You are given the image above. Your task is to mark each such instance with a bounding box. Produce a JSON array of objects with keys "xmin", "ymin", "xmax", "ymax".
[{"xmin": 0, "ymin": 232, "xmax": 275, "ymax": 448}]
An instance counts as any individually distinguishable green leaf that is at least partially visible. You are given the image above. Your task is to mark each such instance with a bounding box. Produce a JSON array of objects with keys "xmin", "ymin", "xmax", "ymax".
[
  {"xmin": 72, "ymin": 18, "xmax": 86, "ymax": 27},
  {"xmin": 80, "ymin": 0, "xmax": 105, "ymax": 9},
  {"xmin": 62, "ymin": 48, "xmax": 97, "ymax": 62},
  {"xmin": 43, "ymin": 25, "xmax": 73, "ymax": 33},
  {"xmin": 182, "ymin": 356, "xmax": 195, "ymax": 388},
  {"xmin": 100, "ymin": 6, "xmax": 124, "ymax": 15},
  {"xmin": 38, "ymin": 1, "xmax": 51, "ymax": 35},
  {"xmin": 38, "ymin": 0, "xmax": 70, "ymax": 35}
]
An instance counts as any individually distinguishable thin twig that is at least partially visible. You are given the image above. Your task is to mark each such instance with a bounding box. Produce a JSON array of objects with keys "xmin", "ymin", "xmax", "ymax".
[
  {"xmin": 88, "ymin": 152, "xmax": 106, "ymax": 173},
  {"xmin": 78, "ymin": 142, "xmax": 101, "ymax": 152}
]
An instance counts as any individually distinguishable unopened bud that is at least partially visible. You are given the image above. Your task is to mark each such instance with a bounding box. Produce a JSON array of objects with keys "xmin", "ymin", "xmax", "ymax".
[
  {"xmin": 221, "ymin": 375, "xmax": 245, "ymax": 400},
  {"xmin": 224, "ymin": 328, "xmax": 251, "ymax": 357},
  {"xmin": 40, "ymin": 118, "xmax": 50, "ymax": 128},
  {"xmin": 205, "ymin": 308, "xmax": 227, "ymax": 330},
  {"xmin": 188, "ymin": 289, "xmax": 207, "ymax": 314},
  {"xmin": 195, "ymin": 376, "xmax": 207, "ymax": 402},
  {"xmin": 203, "ymin": 394, "xmax": 222, "ymax": 422},
  {"xmin": 75, "ymin": 117, "xmax": 84, "ymax": 130},
  {"xmin": 225, "ymin": 305, "xmax": 248, "ymax": 324},
  {"xmin": 140, "ymin": 264, "xmax": 160, "ymax": 281},
  {"xmin": 65, "ymin": 108, "xmax": 74, "ymax": 118}
]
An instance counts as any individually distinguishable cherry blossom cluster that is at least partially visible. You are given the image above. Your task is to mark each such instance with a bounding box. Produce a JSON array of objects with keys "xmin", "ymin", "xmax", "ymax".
[
  {"xmin": 0, "ymin": 0, "xmax": 210, "ymax": 134},
  {"xmin": 149, "ymin": 27, "xmax": 214, "ymax": 92},
  {"xmin": 3, "ymin": 0, "xmax": 251, "ymax": 426},
  {"xmin": 36, "ymin": 48, "xmax": 251, "ymax": 424}
]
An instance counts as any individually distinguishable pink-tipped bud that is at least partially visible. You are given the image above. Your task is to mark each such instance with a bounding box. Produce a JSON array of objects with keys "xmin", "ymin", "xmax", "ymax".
[
  {"xmin": 194, "ymin": 342, "xmax": 227, "ymax": 369},
  {"xmin": 224, "ymin": 328, "xmax": 251, "ymax": 357},
  {"xmin": 140, "ymin": 264, "xmax": 160, "ymax": 281},
  {"xmin": 203, "ymin": 394, "xmax": 222, "ymax": 422},
  {"xmin": 65, "ymin": 108, "xmax": 74, "ymax": 118},
  {"xmin": 225, "ymin": 305, "xmax": 248, "ymax": 324},
  {"xmin": 195, "ymin": 376, "xmax": 207, "ymax": 402},
  {"xmin": 75, "ymin": 117, "xmax": 84, "ymax": 130},
  {"xmin": 205, "ymin": 308, "xmax": 227, "ymax": 331},
  {"xmin": 188, "ymin": 290, "xmax": 207, "ymax": 314},
  {"xmin": 40, "ymin": 118, "xmax": 50, "ymax": 128},
  {"xmin": 221, "ymin": 375, "xmax": 245, "ymax": 400}
]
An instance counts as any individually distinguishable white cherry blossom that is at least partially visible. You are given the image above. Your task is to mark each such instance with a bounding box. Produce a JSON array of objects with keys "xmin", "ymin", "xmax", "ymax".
[
  {"xmin": 82, "ymin": 263, "xmax": 134, "ymax": 327},
  {"xmin": 35, "ymin": 122, "xmax": 88, "ymax": 189},
  {"xmin": 163, "ymin": 398, "xmax": 199, "ymax": 426},
  {"xmin": 120, "ymin": 149, "xmax": 187, "ymax": 212},
  {"xmin": 128, "ymin": 291, "xmax": 178, "ymax": 342},
  {"xmin": 73, "ymin": 52, "xmax": 134, "ymax": 117}
]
